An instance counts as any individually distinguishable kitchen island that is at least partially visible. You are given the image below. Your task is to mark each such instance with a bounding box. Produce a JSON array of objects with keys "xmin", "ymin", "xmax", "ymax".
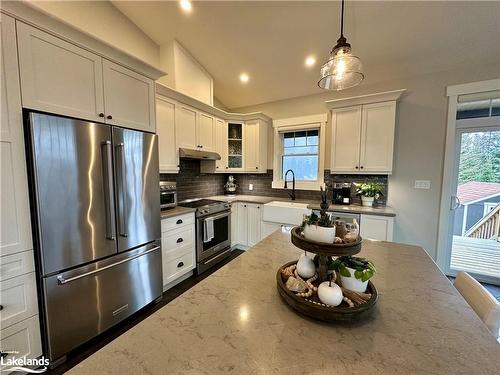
[{"xmin": 68, "ymin": 231, "xmax": 499, "ymax": 374}]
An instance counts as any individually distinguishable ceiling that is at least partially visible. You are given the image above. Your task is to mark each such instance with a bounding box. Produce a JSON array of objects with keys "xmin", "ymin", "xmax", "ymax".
[{"xmin": 111, "ymin": 1, "xmax": 500, "ymax": 109}]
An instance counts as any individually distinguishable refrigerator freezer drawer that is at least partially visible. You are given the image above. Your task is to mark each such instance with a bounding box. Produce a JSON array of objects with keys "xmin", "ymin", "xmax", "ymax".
[{"xmin": 42, "ymin": 243, "xmax": 162, "ymax": 361}]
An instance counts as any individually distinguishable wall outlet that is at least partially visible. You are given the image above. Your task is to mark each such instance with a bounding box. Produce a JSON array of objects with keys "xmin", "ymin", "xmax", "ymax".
[
  {"xmin": 414, "ymin": 180, "xmax": 431, "ymax": 189},
  {"xmin": 249, "ymin": 183, "xmax": 254, "ymax": 191}
]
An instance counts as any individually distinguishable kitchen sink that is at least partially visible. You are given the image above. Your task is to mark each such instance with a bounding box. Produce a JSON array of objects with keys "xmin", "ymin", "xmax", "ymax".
[{"xmin": 263, "ymin": 200, "xmax": 311, "ymax": 226}]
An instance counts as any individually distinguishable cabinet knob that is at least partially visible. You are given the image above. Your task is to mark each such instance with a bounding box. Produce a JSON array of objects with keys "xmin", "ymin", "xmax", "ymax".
[
  {"xmin": 176, "ymin": 238, "xmax": 183, "ymax": 243},
  {"xmin": 107, "ymin": 115, "xmax": 113, "ymax": 120},
  {"xmin": 255, "ymin": 167, "xmax": 258, "ymax": 169},
  {"xmin": 176, "ymin": 219, "xmax": 183, "ymax": 224},
  {"xmin": 226, "ymin": 166, "xmax": 229, "ymax": 169},
  {"xmin": 355, "ymin": 166, "xmax": 359, "ymax": 169},
  {"xmin": 360, "ymin": 166, "xmax": 364, "ymax": 169},
  {"xmin": 0, "ymin": 304, "xmax": 3, "ymax": 311},
  {"xmin": 216, "ymin": 166, "xmax": 219, "ymax": 169},
  {"xmin": 177, "ymin": 261, "xmax": 184, "ymax": 268},
  {"xmin": 98, "ymin": 113, "xmax": 104, "ymax": 118},
  {"xmin": 200, "ymin": 145, "xmax": 203, "ymax": 148}
]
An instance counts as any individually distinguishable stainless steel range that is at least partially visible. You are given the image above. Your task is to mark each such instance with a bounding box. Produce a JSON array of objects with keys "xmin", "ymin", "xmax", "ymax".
[{"xmin": 178, "ymin": 199, "xmax": 232, "ymax": 273}]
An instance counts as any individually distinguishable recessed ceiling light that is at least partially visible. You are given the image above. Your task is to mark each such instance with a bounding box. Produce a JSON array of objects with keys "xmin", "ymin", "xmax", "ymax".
[
  {"xmin": 305, "ymin": 56, "xmax": 316, "ymax": 67},
  {"xmin": 179, "ymin": 0, "xmax": 192, "ymax": 13},
  {"xmin": 239, "ymin": 73, "xmax": 249, "ymax": 83}
]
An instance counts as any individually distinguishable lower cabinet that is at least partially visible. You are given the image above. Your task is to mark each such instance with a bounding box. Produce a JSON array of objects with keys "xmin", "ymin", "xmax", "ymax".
[
  {"xmin": 161, "ymin": 213, "xmax": 196, "ymax": 289},
  {"xmin": 360, "ymin": 214, "xmax": 394, "ymax": 241},
  {"xmin": 231, "ymin": 203, "xmax": 263, "ymax": 247}
]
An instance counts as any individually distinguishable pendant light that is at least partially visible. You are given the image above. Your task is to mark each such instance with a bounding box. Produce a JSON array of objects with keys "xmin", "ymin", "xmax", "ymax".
[{"xmin": 318, "ymin": 0, "xmax": 364, "ymax": 90}]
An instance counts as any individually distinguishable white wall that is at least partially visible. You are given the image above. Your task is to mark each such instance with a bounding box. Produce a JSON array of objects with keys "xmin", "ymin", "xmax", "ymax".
[
  {"xmin": 231, "ymin": 61, "xmax": 500, "ymax": 260},
  {"xmin": 26, "ymin": 0, "xmax": 160, "ymax": 68}
]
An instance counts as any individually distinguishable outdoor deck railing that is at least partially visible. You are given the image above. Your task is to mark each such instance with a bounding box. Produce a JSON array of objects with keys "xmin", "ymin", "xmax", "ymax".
[{"xmin": 465, "ymin": 203, "xmax": 500, "ymax": 241}]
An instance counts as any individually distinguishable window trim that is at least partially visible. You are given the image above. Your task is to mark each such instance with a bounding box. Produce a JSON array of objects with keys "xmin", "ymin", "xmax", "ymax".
[{"xmin": 272, "ymin": 114, "xmax": 327, "ymax": 191}]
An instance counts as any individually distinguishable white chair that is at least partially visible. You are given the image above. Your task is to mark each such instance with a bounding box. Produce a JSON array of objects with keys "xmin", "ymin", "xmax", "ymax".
[{"xmin": 454, "ymin": 272, "xmax": 500, "ymax": 341}]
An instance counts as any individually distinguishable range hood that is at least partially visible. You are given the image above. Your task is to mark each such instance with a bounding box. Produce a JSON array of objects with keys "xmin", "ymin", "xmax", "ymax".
[{"xmin": 179, "ymin": 148, "xmax": 221, "ymax": 161}]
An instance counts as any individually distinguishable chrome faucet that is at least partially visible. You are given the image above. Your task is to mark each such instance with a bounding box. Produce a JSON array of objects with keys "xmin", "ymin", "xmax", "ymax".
[{"xmin": 284, "ymin": 169, "xmax": 296, "ymax": 201}]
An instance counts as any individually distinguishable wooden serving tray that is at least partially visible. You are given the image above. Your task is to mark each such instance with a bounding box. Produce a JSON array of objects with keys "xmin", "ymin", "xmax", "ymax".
[
  {"xmin": 277, "ymin": 261, "xmax": 378, "ymax": 322},
  {"xmin": 291, "ymin": 226, "xmax": 362, "ymax": 256}
]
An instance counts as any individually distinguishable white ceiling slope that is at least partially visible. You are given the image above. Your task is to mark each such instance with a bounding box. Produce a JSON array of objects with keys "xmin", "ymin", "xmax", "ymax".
[{"xmin": 112, "ymin": 1, "xmax": 500, "ymax": 109}]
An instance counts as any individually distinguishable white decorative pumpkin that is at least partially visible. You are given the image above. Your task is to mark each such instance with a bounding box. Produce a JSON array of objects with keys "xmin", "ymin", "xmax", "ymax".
[
  {"xmin": 317, "ymin": 281, "xmax": 343, "ymax": 306},
  {"xmin": 296, "ymin": 254, "xmax": 316, "ymax": 279}
]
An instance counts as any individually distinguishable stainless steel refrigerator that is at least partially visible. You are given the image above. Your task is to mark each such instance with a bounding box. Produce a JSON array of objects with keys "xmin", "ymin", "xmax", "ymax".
[{"xmin": 25, "ymin": 112, "xmax": 162, "ymax": 363}]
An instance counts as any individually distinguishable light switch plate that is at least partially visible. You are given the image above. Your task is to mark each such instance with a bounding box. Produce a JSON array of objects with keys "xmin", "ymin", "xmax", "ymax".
[
  {"xmin": 414, "ymin": 180, "xmax": 431, "ymax": 189},
  {"xmin": 249, "ymin": 184, "xmax": 254, "ymax": 191}
]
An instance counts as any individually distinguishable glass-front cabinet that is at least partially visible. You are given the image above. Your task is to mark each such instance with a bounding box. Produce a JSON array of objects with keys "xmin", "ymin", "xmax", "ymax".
[{"xmin": 227, "ymin": 122, "xmax": 244, "ymax": 171}]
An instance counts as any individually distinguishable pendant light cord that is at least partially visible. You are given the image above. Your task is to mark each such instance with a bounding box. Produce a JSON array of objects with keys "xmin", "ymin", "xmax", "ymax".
[{"xmin": 340, "ymin": 0, "xmax": 345, "ymax": 38}]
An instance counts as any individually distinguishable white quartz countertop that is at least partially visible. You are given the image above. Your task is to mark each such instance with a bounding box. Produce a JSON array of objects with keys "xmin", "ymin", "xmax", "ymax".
[
  {"xmin": 68, "ymin": 231, "xmax": 499, "ymax": 375},
  {"xmin": 208, "ymin": 195, "xmax": 396, "ymax": 217}
]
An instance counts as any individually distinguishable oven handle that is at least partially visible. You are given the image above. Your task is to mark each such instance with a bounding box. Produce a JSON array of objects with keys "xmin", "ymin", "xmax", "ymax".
[{"xmin": 202, "ymin": 211, "xmax": 231, "ymax": 221}]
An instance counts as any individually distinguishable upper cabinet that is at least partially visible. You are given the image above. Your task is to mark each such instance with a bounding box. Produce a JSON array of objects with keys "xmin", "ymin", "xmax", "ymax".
[
  {"xmin": 1, "ymin": 15, "xmax": 33, "ymax": 257},
  {"xmin": 16, "ymin": 22, "xmax": 104, "ymax": 122},
  {"xmin": 197, "ymin": 112, "xmax": 215, "ymax": 151},
  {"xmin": 214, "ymin": 118, "xmax": 227, "ymax": 172},
  {"xmin": 16, "ymin": 22, "xmax": 156, "ymax": 132},
  {"xmin": 175, "ymin": 104, "xmax": 198, "ymax": 149},
  {"xmin": 244, "ymin": 120, "xmax": 268, "ymax": 173},
  {"xmin": 328, "ymin": 90, "xmax": 405, "ymax": 175},
  {"xmin": 226, "ymin": 122, "xmax": 244, "ymax": 172},
  {"xmin": 156, "ymin": 95, "xmax": 178, "ymax": 173},
  {"xmin": 102, "ymin": 60, "xmax": 155, "ymax": 132}
]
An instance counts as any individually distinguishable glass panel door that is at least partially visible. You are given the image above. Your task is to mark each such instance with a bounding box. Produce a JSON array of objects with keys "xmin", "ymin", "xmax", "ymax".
[
  {"xmin": 448, "ymin": 128, "xmax": 500, "ymax": 283},
  {"xmin": 227, "ymin": 123, "xmax": 243, "ymax": 169}
]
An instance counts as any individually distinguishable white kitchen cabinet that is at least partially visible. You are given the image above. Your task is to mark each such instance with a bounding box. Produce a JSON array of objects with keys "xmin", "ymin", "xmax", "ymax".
[
  {"xmin": 330, "ymin": 106, "xmax": 362, "ymax": 172},
  {"xmin": 360, "ymin": 214, "xmax": 394, "ymax": 241},
  {"xmin": 235, "ymin": 203, "xmax": 248, "ymax": 246},
  {"xmin": 175, "ymin": 104, "xmax": 198, "ymax": 149},
  {"xmin": 232, "ymin": 202, "xmax": 263, "ymax": 247},
  {"xmin": 330, "ymin": 101, "xmax": 397, "ymax": 174},
  {"xmin": 262, "ymin": 222, "xmax": 283, "ymax": 239},
  {"xmin": 1, "ymin": 16, "xmax": 33, "ymax": 257},
  {"xmin": 214, "ymin": 118, "xmax": 228, "ymax": 172},
  {"xmin": 156, "ymin": 95, "xmax": 179, "ymax": 173},
  {"xmin": 161, "ymin": 213, "xmax": 196, "ymax": 290},
  {"xmin": 227, "ymin": 122, "xmax": 245, "ymax": 172},
  {"xmin": 102, "ymin": 60, "xmax": 155, "ymax": 132},
  {"xmin": 0, "ymin": 272, "xmax": 38, "ymax": 329},
  {"xmin": 197, "ymin": 112, "xmax": 215, "ymax": 151},
  {"xmin": 0, "ymin": 315, "xmax": 42, "ymax": 373},
  {"xmin": 359, "ymin": 102, "xmax": 396, "ymax": 173},
  {"xmin": 244, "ymin": 120, "xmax": 268, "ymax": 173},
  {"xmin": 16, "ymin": 21, "xmax": 105, "ymax": 122},
  {"xmin": 230, "ymin": 202, "xmax": 238, "ymax": 246},
  {"xmin": 16, "ymin": 22, "xmax": 156, "ymax": 132},
  {"xmin": 247, "ymin": 204, "xmax": 262, "ymax": 246}
]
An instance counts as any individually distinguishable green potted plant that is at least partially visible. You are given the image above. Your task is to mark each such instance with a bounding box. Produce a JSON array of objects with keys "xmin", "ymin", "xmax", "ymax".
[
  {"xmin": 301, "ymin": 212, "xmax": 336, "ymax": 243},
  {"xmin": 354, "ymin": 182, "xmax": 384, "ymax": 207},
  {"xmin": 330, "ymin": 256, "xmax": 376, "ymax": 292}
]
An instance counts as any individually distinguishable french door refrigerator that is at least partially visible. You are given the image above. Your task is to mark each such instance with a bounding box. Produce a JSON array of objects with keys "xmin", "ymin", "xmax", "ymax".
[{"xmin": 25, "ymin": 112, "xmax": 162, "ymax": 363}]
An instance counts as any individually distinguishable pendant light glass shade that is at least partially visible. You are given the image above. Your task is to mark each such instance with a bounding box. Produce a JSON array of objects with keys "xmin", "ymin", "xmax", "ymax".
[
  {"xmin": 318, "ymin": 45, "xmax": 364, "ymax": 90},
  {"xmin": 318, "ymin": 0, "xmax": 364, "ymax": 90}
]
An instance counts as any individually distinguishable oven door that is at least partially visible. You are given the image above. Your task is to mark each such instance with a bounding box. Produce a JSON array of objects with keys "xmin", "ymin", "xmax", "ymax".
[
  {"xmin": 196, "ymin": 211, "xmax": 231, "ymax": 262},
  {"xmin": 160, "ymin": 190, "xmax": 177, "ymax": 208}
]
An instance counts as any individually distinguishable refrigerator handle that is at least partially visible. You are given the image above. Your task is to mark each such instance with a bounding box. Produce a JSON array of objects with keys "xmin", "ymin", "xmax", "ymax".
[
  {"xmin": 101, "ymin": 141, "xmax": 116, "ymax": 240},
  {"xmin": 56, "ymin": 246, "xmax": 160, "ymax": 284},
  {"xmin": 116, "ymin": 142, "xmax": 128, "ymax": 238}
]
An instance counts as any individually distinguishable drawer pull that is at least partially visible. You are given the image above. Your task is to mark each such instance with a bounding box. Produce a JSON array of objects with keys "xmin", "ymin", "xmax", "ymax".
[
  {"xmin": 176, "ymin": 238, "xmax": 183, "ymax": 243},
  {"xmin": 177, "ymin": 261, "xmax": 184, "ymax": 268},
  {"xmin": 176, "ymin": 219, "xmax": 183, "ymax": 224}
]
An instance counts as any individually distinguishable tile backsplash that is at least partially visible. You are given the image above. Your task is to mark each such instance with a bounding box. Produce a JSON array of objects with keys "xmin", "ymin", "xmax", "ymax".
[{"xmin": 161, "ymin": 161, "xmax": 388, "ymax": 205}]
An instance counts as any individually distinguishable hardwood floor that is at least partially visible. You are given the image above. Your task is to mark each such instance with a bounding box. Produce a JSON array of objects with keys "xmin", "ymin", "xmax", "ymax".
[{"xmin": 46, "ymin": 249, "xmax": 245, "ymax": 375}]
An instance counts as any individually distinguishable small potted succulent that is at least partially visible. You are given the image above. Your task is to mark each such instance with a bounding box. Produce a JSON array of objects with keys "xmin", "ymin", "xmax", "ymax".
[
  {"xmin": 330, "ymin": 256, "xmax": 376, "ymax": 293},
  {"xmin": 301, "ymin": 212, "xmax": 336, "ymax": 243},
  {"xmin": 354, "ymin": 182, "xmax": 384, "ymax": 207}
]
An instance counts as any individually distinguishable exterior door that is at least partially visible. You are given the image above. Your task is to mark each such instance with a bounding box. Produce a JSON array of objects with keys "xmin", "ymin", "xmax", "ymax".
[
  {"xmin": 29, "ymin": 113, "xmax": 116, "ymax": 274},
  {"xmin": 330, "ymin": 106, "xmax": 362, "ymax": 172},
  {"xmin": 113, "ymin": 128, "xmax": 161, "ymax": 252},
  {"xmin": 446, "ymin": 126, "xmax": 500, "ymax": 284}
]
